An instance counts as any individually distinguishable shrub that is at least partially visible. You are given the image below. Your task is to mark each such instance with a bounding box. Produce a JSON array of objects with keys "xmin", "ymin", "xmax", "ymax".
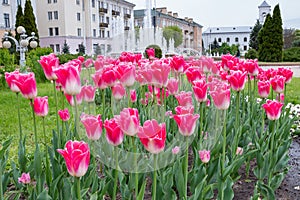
[
  {"xmin": 0, "ymin": 48, "xmax": 17, "ymax": 88},
  {"xmin": 144, "ymin": 44, "xmax": 162, "ymax": 59},
  {"xmin": 245, "ymin": 48, "xmax": 258, "ymax": 59},
  {"xmin": 57, "ymin": 53, "xmax": 83, "ymax": 64},
  {"xmin": 26, "ymin": 47, "xmax": 53, "ymax": 83},
  {"xmin": 283, "ymin": 47, "xmax": 300, "ymax": 62}
]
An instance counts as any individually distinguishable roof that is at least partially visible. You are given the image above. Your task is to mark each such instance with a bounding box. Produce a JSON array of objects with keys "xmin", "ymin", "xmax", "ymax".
[
  {"xmin": 258, "ymin": 1, "xmax": 271, "ymax": 8},
  {"xmin": 202, "ymin": 26, "xmax": 253, "ymax": 34}
]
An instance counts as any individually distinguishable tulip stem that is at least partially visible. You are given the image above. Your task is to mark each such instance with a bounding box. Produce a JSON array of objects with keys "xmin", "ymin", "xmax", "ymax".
[
  {"xmin": 112, "ymin": 147, "xmax": 119, "ymax": 200},
  {"xmin": 268, "ymin": 120, "xmax": 276, "ymax": 186},
  {"xmin": 75, "ymin": 177, "xmax": 82, "ymax": 200},
  {"xmin": 0, "ymin": 164, "xmax": 3, "ymax": 200},
  {"xmin": 43, "ymin": 117, "xmax": 51, "ymax": 185},
  {"xmin": 220, "ymin": 109, "xmax": 227, "ymax": 200},
  {"xmin": 73, "ymin": 95, "xmax": 79, "ymax": 139},
  {"xmin": 16, "ymin": 93, "xmax": 23, "ymax": 140},
  {"xmin": 184, "ymin": 136, "xmax": 189, "ymax": 199},
  {"xmin": 30, "ymin": 99, "xmax": 38, "ymax": 147},
  {"xmin": 132, "ymin": 137, "xmax": 139, "ymax": 199},
  {"xmin": 102, "ymin": 89, "xmax": 105, "ymax": 118},
  {"xmin": 199, "ymin": 102, "xmax": 204, "ymax": 145},
  {"xmin": 53, "ymin": 81, "xmax": 60, "ymax": 144},
  {"xmin": 152, "ymin": 154, "xmax": 158, "ymax": 200},
  {"xmin": 233, "ymin": 91, "xmax": 240, "ymax": 157}
]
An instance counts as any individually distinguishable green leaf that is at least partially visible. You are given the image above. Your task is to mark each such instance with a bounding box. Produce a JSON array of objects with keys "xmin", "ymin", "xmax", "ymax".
[
  {"xmin": 136, "ymin": 178, "xmax": 147, "ymax": 200},
  {"xmin": 37, "ymin": 189, "xmax": 52, "ymax": 200},
  {"xmin": 174, "ymin": 160, "xmax": 185, "ymax": 198},
  {"xmin": 34, "ymin": 145, "xmax": 42, "ymax": 176},
  {"xmin": 257, "ymin": 182, "xmax": 275, "ymax": 200},
  {"xmin": 223, "ymin": 176, "xmax": 234, "ymax": 200}
]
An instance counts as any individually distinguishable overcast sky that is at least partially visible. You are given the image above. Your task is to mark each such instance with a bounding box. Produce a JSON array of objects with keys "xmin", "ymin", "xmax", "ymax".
[{"xmin": 129, "ymin": 0, "xmax": 300, "ymax": 30}]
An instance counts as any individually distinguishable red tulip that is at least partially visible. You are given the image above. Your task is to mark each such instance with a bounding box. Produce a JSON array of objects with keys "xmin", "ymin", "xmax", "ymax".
[
  {"xmin": 173, "ymin": 112, "xmax": 199, "ymax": 136},
  {"xmin": 33, "ymin": 96, "xmax": 49, "ymax": 117},
  {"xmin": 192, "ymin": 79, "xmax": 207, "ymax": 103},
  {"xmin": 262, "ymin": 100, "xmax": 283, "ymax": 120},
  {"xmin": 54, "ymin": 64, "xmax": 81, "ymax": 95},
  {"xmin": 167, "ymin": 78, "xmax": 179, "ymax": 95},
  {"xmin": 58, "ymin": 108, "xmax": 70, "ymax": 121},
  {"xmin": 257, "ymin": 80, "xmax": 270, "ymax": 98},
  {"xmin": 277, "ymin": 67, "xmax": 293, "ymax": 84},
  {"xmin": 138, "ymin": 119, "xmax": 166, "ymax": 154},
  {"xmin": 116, "ymin": 108, "xmax": 140, "ymax": 136},
  {"xmin": 104, "ymin": 117, "xmax": 124, "ymax": 146},
  {"xmin": 57, "ymin": 140, "xmax": 90, "ymax": 177},
  {"xmin": 112, "ymin": 83, "xmax": 126, "ymax": 100},
  {"xmin": 38, "ymin": 53, "xmax": 59, "ymax": 80},
  {"xmin": 270, "ymin": 75, "xmax": 285, "ymax": 93},
  {"xmin": 80, "ymin": 114, "xmax": 103, "ymax": 140},
  {"xmin": 5, "ymin": 70, "xmax": 21, "ymax": 93},
  {"xmin": 12, "ymin": 72, "xmax": 37, "ymax": 99},
  {"xmin": 175, "ymin": 91, "xmax": 193, "ymax": 107},
  {"xmin": 227, "ymin": 70, "xmax": 247, "ymax": 91},
  {"xmin": 198, "ymin": 150, "xmax": 210, "ymax": 163},
  {"xmin": 81, "ymin": 85, "xmax": 96, "ymax": 102}
]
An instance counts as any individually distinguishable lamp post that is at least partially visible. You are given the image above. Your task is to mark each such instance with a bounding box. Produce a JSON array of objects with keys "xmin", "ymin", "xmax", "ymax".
[{"xmin": 2, "ymin": 26, "xmax": 38, "ymax": 71}]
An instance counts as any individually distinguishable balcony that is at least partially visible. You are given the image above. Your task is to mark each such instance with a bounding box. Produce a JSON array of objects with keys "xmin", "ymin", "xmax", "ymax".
[
  {"xmin": 124, "ymin": 26, "xmax": 130, "ymax": 31},
  {"xmin": 112, "ymin": 10, "xmax": 120, "ymax": 16},
  {"xmin": 99, "ymin": 22, "xmax": 109, "ymax": 28},
  {"xmin": 99, "ymin": 8, "xmax": 108, "ymax": 14},
  {"xmin": 124, "ymin": 13, "xmax": 131, "ymax": 19}
]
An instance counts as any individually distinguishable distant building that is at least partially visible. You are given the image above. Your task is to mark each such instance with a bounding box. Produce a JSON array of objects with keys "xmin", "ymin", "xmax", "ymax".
[
  {"xmin": 134, "ymin": 7, "xmax": 203, "ymax": 52},
  {"xmin": 202, "ymin": 1, "xmax": 271, "ymax": 55}
]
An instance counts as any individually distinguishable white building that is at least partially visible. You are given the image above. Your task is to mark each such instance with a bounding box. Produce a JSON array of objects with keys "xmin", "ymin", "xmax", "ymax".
[{"xmin": 202, "ymin": 1, "xmax": 271, "ymax": 55}]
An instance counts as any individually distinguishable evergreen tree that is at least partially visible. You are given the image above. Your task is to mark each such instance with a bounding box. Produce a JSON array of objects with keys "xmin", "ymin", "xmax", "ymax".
[
  {"xmin": 23, "ymin": 0, "xmax": 39, "ymax": 48},
  {"xmin": 258, "ymin": 14, "xmax": 273, "ymax": 61},
  {"xmin": 249, "ymin": 20, "xmax": 262, "ymax": 51},
  {"xmin": 62, "ymin": 40, "xmax": 70, "ymax": 54},
  {"xmin": 15, "ymin": 5, "xmax": 24, "ymax": 42},
  {"xmin": 78, "ymin": 43, "xmax": 86, "ymax": 55},
  {"xmin": 271, "ymin": 4, "xmax": 283, "ymax": 62}
]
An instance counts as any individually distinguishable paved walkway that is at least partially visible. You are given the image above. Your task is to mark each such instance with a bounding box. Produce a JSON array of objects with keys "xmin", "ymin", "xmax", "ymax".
[{"xmin": 261, "ymin": 65, "xmax": 300, "ymax": 77}]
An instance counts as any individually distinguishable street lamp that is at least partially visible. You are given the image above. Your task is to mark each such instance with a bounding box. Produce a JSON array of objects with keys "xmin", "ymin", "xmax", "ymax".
[{"xmin": 2, "ymin": 26, "xmax": 38, "ymax": 71}]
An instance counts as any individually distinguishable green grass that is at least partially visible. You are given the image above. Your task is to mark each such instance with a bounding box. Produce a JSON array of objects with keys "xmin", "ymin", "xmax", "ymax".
[{"xmin": 285, "ymin": 77, "xmax": 300, "ymax": 104}]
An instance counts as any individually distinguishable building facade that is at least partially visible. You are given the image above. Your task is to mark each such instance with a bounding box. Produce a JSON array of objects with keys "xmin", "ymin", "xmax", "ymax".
[
  {"xmin": 134, "ymin": 7, "xmax": 203, "ymax": 52},
  {"xmin": 36, "ymin": 0, "xmax": 135, "ymax": 55},
  {"xmin": 202, "ymin": 1, "xmax": 271, "ymax": 55}
]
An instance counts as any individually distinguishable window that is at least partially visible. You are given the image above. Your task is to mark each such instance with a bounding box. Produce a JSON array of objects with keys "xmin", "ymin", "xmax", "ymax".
[
  {"xmin": 93, "ymin": 29, "xmax": 96, "ymax": 37},
  {"xmin": 226, "ymin": 37, "xmax": 230, "ymax": 43},
  {"xmin": 92, "ymin": 0, "xmax": 95, "ymax": 7},
  {"xmin": 55, "ymin": 44, "xmax": 60, "ymax": 53},
  {"xmin": 50, "ymin": 44, "xmax": 54, "ymax": 51},
  {"xmin": 235, "ymin": 37, "xmax": 239, "ymax": 42},
  {"xmin": 244, "ymin": 46, "xmax": 247, "ymax": 51},
  {"xmin": 17, "ymin": 0, "xmax": 22, "ymax": 5},
  {"xmin": 48, "ymin": 0, "xmax": 51, "ymax": 3},
  {"xmin": 218, "ymin": 38, "xmax": 222, "ymax": 43},
  {"xmin": 78, "ymin": 28, "xmax": 82, "ymax": 36},
  {"xmin": 4, "ymin": 13, "xmax": 10, "ymax": 28},
  {"xmin": 92, "ymin": 14, "xmax": 96, "ymax": 22},
  {"xmin": 48, "ymin": 12, "xmax": 53, "ymax": 20},
  {"xmin": 244, "ymin": 37, "xmax": 247, "ymax": 42},
  {"xmin": 100, "ymin": 16, "xmax": 104, "ymax": 23},
  {"xmin": 3, "ymin": 0, "xmax": 8, "ymax": 4},
  {"xmin": 76, "ymin": 0, "xmax": 80, "ymax": 5},
  {"xmin": 49, "ymin": 28, "xmax": 53, "ymax": 36},
  {"xmin": 55, "ymin": 27, "xmax": 59, "ymax": 35},
  {"xmin": 107, "ymin": 31, "xmax": 110, "ymax": 38},
  {"xmin": 106, "ymin": 16, "xmax": 109, "ymax": 24},
  {"xmin": 54, "ymin": 0, "xmax": 57, "ymax": 3},
  {"xmin": 54, "ymin": 11, "xmax": 58, "ymax": 19},
  {"xmin": 77, "ymin": 13, "xmax": 80, "ymax": 21},
  {"xmin": 100, "ymin": 30, "xmax": 104, "ymax": 38}
]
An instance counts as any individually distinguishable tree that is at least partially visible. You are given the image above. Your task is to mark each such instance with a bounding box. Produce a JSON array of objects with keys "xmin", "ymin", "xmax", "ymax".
[
  {"xmin": 62, "ymin": 40, "xmax": 70, "ymax": 54},
  {"xmin": 163, "ymin": 26, "xmax": 183, "ymax": 49},
  {"xmin": 292, "ymin": 30, "xmax": 300, "ymax": 47},
  {"xmin": 15, "ymin": 5, "xmax": 24, "ymax": 42},
  {"xmin": 257, "ymin": 14, "xmax": 273, "ymax": 61},
  {"xmin": 271, "ymin": 4, "xmax": 283, "ymax": 62},
  {"xmin": 78, "ymin": 43, "xmax": 86, "ymax": 55},
  {"xmin": 23, "ymin": 0, "xmax": 39, "ymax": 47},
  {"xmin": 249, "ymin": 20, "xmax": 262, "ymax": 51}
]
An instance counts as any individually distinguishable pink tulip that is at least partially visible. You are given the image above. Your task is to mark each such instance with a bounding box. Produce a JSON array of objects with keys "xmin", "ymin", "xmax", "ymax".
[
  {"xmin": 38, "ymin": 53, "xmax": 59, "ymax": 80},
  {"xmin": 209, "ymin": 81, "xmax": 231, "ymax": 110},
  {"xmin": 146, "ymin": 48, "xmax": 155, "ymax": 59},
  {"xmin": 33, "ymin": 96, "xmax": 49, "ymax": 117},
  {"xmin": 236, "ymin": 147, "xmax": 243, "ymax": 155},
  {"xmin": 84, "ymin": 58, "xmax": 94, "ymax": 68},
  {"xmin": 270, "ymin": 75, "xmax": 285, "ymax": 93},
  {"xmin": 198, "ymin": 150, "xmax": 210, "ymax": 163},
  {"xmin": 277, "ymin": 67, "xmax": 293, "ymax": 84},
  {"xmin": 130, "ymin": 90, "xmax": 137, "ymax": 102},
  {"xmin": 138, "ymin": 119, "xmax": 166, "ymax": 154},
  {"xmin": 104, "ymin": 117, "xmax": 124, "ymax": 146},
  {"xmin": 18, "ymin": 172, "xmax": 31, "ymax": 184},
  {"xmin": 12, "ymin": 72, "xmax": 37, "ymax": 99},
  {"xmin": 276, "ymin": 93, "xmax": 284, "ymax": 103},
  {"xmin": 262, "ymin": 100, "xmax": 283, "ymax": 120},
  {"xmin": 173, "ymin": 113, "xmax": 199, "ymax": 136},
  {"xmin": 175, "ymin": 106, "xmax": 194, "ymax": 115},
  {"xmin": 54, "ymin": 64, "xmax": 81, "ymax": 95},
  {"xmin": 80, "ymin": 114, "xmax": 103, "ymax": 140},
  {"xmin": 175, "ymin": 91, "xmax": 193, "ymax": 107},
  {"xmin": 193, "ymin": 79, "xmax": 207, "ymax": 102},
  {"xmin": 112, "ymin": 83, "xmax": 126, "ymax": 100},
  {"xmin": 116, "ymin": 108, "xmax": 139, "ymax": 136},
  {"xmin": 58, "ymin": 108, "xmax": 70, "ymax": 121},
  {"xmin": 65, "ymin": 92, "xmax": 83, "ymax": 106},
  {"xmin": 185, "ymin": 66, "xmax": 204, "ymax": 83},
  {"xmin": 167, "ymin": 78, "xmax": 179, "ymax": 95},
  {"xmin": 57, "ymin": 140, "xmax": 90, "ymax": 177},
  {"xmin": 170, "ymin": 56, "xmax": 185, "ymax": 73},
  {"xmin": 227, "ymin": 70, "xmax": 247, "ymax": 91},
  {"xmin": 116, "ymin": 64, "xmax": 136, "ymax": 87},
  {"xmin": 150, "ymin": 60, "xmax": 171, "ymax": 88},
  {"xmin": 172, "ymin": 146, "xmax": 180, "ymax": 155},
  {"xmin": 81, "ymin": 85, "xmax": 96, "ymax": 102},
  {"xmin": 257, "ymin": 80, "xmax": 270, "ymax": 98},
  {"xmin": 5, "ymin": 70, "xmax": 21, "ymax": 93},
  {"xmin": 244, "ymin": 59, "xmax": 259, "ymax": 76},
  {"xmin": 102, "ymin": 66, "xmax": 118, "ymax": 87}
]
